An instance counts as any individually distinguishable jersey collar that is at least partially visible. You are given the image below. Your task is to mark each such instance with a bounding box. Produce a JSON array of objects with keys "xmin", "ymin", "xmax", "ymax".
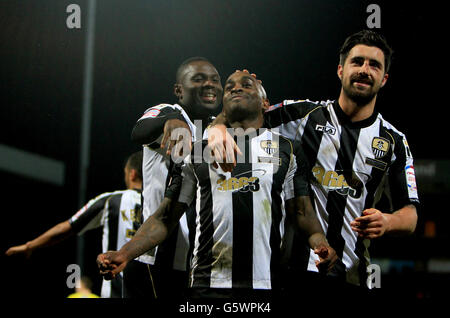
[{"xmin": 333, "ymin": 100, "xmax": 378, "ymax": 129}]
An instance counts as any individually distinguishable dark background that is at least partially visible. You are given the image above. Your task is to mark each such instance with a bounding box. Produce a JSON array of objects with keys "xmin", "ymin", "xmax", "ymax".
[{"xmin": 1, "ymin": 0, "xmax": 448, "ymax": 302}]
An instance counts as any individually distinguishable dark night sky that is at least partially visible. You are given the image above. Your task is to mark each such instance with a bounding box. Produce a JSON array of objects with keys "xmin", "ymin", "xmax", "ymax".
[{"xmin": 0, "ymin": 0, "xmax": 447, "ymax": 300}]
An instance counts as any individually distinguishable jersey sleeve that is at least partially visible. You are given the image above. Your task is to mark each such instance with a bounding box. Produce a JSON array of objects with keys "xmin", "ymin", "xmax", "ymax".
[
  {"xmin": 291, "ymin": 142, "xmax": 311, "ymax": 197},
  {"xmin": 388, "ymin": 135, "xmax": 420, "ymax": 211},
  {"xmin": 131, "ymin": 103, "xmax": 186, "ymax": 145},
  {"xmin": 68, "ymin": 192, "xmax": 113, "ymax": 234},
  {"xmin": 263, "ymin": 100, "xmax": 321, "ymax": 140}
]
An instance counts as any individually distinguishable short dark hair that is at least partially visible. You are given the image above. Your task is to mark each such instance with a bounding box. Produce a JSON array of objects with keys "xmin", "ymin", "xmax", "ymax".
[
  {"xmin": 126, "ymin": 150, "xmax": 143, "ymax": 181},
  {"xmin": 339, "ymin": 30, "xmax": 393, "ymax": 73},
  {"xmin": 175, "ymin": 56, "xmax": 213, "ymax": 83}
]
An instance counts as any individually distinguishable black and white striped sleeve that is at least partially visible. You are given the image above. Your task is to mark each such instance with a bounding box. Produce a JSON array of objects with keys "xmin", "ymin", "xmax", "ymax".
[
  {"xmin": 131, "ymin": 104, "xmax": 186, "ymax": 145},
  {"xmin": 68, "ymin": 192, "xmax": 113, "ymax": 234}
]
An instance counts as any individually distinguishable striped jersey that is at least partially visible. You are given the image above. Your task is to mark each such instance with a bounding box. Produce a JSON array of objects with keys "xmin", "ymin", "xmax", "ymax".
[
  {"xmin": 69, "ymin": 189, "xmax": 142, "ymax": 297},
  {"xmin": 177, "ymin": 129, "xmax": 307, "ymax": 290},
  {"xmin": 136, "ymin": 103, "xmax": 197, "ymax": 271},
  {"xmin": 264, "ymin": 99, "xmax": 420, "ymax": 286}
]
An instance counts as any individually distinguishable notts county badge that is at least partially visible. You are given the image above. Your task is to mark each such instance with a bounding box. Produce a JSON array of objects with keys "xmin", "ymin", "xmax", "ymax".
[
  {"xmin": 372, "ymin": 137, "xmax": 390, "ymax": 158},
  {"xmin": 260, "ymin": 140, "xmax": 278, "ymax": 155}
]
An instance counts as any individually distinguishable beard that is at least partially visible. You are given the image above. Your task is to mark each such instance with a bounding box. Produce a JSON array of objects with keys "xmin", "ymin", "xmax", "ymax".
[
  {"xmin": 343, "ymin": 73, "xmax": 380, "ymax": 105},
  {"xmin": 225, "ymin": 100, "xmax": 260, "ymax": 124}
]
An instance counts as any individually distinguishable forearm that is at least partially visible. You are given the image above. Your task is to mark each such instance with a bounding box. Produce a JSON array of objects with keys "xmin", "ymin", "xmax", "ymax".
[
  {"xmin": 27, "ymin": 221, "xmax": 74, "ymax": 251},
  {"xmin": 119, "ymin": 214, "xmax": 169, "ymax": 261},
  {"xmin": 385, "ymin": 204, "xmax": 418, "ymax": 235},
  {"xmin": 131, "ymin": 113, "xmax": 184, "ymax": 145},
  {"xmin": 289, "ymin": 196, "xmax": 329, "ymax": 249}
]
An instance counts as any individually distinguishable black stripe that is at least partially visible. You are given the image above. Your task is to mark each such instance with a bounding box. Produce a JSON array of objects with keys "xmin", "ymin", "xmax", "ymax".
[
  {"xmin": 287, "ymin": 107, "xmax": 327, "ymax": 269},
  {"xmin": 185, "ymin": 203, "xmax": 197, "ymax": 272},
  {"xmin": 326, "ymin": 125, "xmax": 361, "ymax": 259},
  {"xmin": 107, "ymin": 194, "xmax": 122, "ymax": 252},
  {"xmin": 300, "ymin": 107, "xmax": 328, "ymax": 172},
  {"xmin": 191, "ymin": 158, "xmax": 215, "ymax": 287},
  {"xmin": 110, "ymin": 275, "xmax": 123, "ymax": 298},
  {"xmin": 231, "ymin": 136, "xmax": 254, "ymax": 288},
  {"xmin": 269, "ymin": 137, "xmax": 293, "ymax": 289},
  {"xmin": 69, "ymin": 194, "xmax": 111, "ymax": 232}
]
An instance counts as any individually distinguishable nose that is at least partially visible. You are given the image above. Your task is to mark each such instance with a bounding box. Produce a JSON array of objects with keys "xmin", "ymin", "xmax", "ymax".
[
  {"xmin": 203, "ymin": 78, "xmax": 219, "ymax": 88},
  {"xmin": 359, "ymin": 60, "xmax": 370, "ymax": 75},
  {"xmin": 230, "ymin": 84, "xmax": 243, "ymax": 93}
]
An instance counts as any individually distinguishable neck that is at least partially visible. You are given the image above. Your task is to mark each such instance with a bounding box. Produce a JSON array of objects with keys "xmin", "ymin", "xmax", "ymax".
[
  {"xmin": 128, "ymin": 181, "xmax": 142, "ymax": 190},
  {"xmin": 179, "ymin": 102, "xmax": 212, "ymax": 124},
  {"xmin": 228, "ymin": 114, "xmax": 264, "ymax": 132},
  {"xmin": 338, "ymin": 89, "xmax": 377, "ymax": 122}
]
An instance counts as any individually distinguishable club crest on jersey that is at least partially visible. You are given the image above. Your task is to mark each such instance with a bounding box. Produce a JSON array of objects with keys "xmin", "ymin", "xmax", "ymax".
[
  {"xmin": 260, "ymin": 140, "xmax": 278, "ymax": 155},
  {"xmin": 372, "ymin": 137, "xmax": 390, "ymax": 158}
]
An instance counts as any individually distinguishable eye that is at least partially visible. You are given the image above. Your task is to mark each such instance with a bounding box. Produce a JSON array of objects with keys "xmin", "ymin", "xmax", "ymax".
[
  {"xmin": 369, "ymin": 61, "xmax": 382, "ymax": 70},
  {"xmin": 351, "ymin": 58, "xmax": 364, "ymax": 66}
]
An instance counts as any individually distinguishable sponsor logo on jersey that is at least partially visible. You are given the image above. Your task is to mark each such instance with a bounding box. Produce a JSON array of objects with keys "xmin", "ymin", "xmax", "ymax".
[
  {"xmin": 141, "ymin": 108, "xmax": 161, "ymax": 119},
  {"xmin": 372, "ymin": 137, "xmax": 390, "ymax": 158},
  {"xmin": 405, "ymin": 165, "xmax": 418, "ymax": 196},
  {"xmin": 217, "ymin": 176, "xmax": 260, "ymax": 192},
  {"xmin": 266, "ymin": 103, "xmax": 283, "ymax": 112},
  {"xmin": 257, "ymin": 156, "xmax": 281, "ymax": 165},
  {"xmin": 315, "ymin": 124, "xmax": 336, "ymax": 135},
  {"xmin": 312, "ymin": 166, "xmax": 367, "ymax": 198}
]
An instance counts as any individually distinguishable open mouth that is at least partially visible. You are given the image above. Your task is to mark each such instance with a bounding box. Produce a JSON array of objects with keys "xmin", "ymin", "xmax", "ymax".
[{"xmin": 201, "ymin": 92, "xmax": 217, "ymax": 103}]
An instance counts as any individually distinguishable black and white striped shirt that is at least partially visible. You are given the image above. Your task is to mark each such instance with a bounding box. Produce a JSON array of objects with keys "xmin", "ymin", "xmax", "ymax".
[
  {"xmin": 177, "ymin": 129, "xmax": 307, "ymax": 290},
  {"xmin": 135, "ymin": 103, "xmax": 197, "ymax": 271},
  {"xmin": 264, "ymin": 99, "xmax": 420, "ymax": 286},
  {"xmin": 69, "ymin": 189, "xmax": 141, "ymax": 297}
]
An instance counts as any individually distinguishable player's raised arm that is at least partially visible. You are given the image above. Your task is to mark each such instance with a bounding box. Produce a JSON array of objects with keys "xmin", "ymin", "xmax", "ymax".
[{"xmin": 5, "ymin": 221, "xmax": 74, "ymax": 258}]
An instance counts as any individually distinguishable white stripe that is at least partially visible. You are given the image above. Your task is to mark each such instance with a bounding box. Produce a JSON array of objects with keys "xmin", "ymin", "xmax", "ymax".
[
  {"xmin": 251, "ymin": 132, "xmax": 274, "ymax": 289},
  {"xmin": 209, "ymin": 165, "xmax": 233, "ymax": 289}
]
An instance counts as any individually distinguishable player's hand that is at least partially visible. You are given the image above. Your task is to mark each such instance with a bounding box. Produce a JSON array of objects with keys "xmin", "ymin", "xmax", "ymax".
[
  {"xmin": 97, "ymin": 251, "xmax": 128, "ymax": 280},
  {"xmin": 207, "ymin": 124, "xmax": 242, "ymax": 172},
  {"xmin": 5, "ymin": 243, "xmax": 32, "ymax": 259},
  {"xmin": 314, "ymin": 244, "xmax": 338, "ymax": 273},
  {"xmin": 160, "ymin": 119, "xmax": 192, "ymax": 159},
  {"xmin": 234, "ymin": 69, "xmax": 262, "ymax": 84},
  {"xmin": 351, "ymin": 208, "xmax": 389, "ymax": 239}
]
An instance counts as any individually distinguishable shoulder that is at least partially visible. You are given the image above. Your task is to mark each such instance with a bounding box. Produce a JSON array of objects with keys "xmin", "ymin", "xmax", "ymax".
[
  {"xmin": 138, "ymin": 103, "xmax": 181, "ymax": 120},
  {"xmin": 266, "ymin": 99, "xmax": 329, "ymax": 114},
  {"xmin": 377, "ymin": 114, "xmax": 409, "ymax": 144}
]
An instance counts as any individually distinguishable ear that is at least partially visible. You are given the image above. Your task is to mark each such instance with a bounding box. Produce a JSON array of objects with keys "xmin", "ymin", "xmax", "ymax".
[
  {"xmin": 380, "ymin": 73, "xmax": 389, "ymax": 88},
  {"xmin": 262, "ymin": 98, "xmax": 271, "ymax": 112},
  {"xmin": 174, "ymin": 84, "xmax": 182, "ymax": 100},
  {"xmin": 337, "ymin": 64, "xmax": 343, "ymax": 80}
]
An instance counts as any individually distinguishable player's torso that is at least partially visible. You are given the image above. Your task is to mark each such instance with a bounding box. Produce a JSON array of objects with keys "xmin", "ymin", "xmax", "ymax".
[{"xmin": 190, "ymin": 129, "xmax": 293, "ymax": 289}]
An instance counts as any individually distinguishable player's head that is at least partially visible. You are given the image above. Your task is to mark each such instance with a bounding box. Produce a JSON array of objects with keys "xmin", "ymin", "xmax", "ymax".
[
  {"xmin": 338, "ymin": 30, "xmax": 392, "ymax": 105},
  {"xmin": 222, "ymin": 70, "xmax": 270, "ymax": 125},
  {"xmin": 174, "ymin": 57, "xmax": 223, "ymax": 120},
  {"xmin": 124, "ymin": 150, "xmax": 143, "ymax": 189}
]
